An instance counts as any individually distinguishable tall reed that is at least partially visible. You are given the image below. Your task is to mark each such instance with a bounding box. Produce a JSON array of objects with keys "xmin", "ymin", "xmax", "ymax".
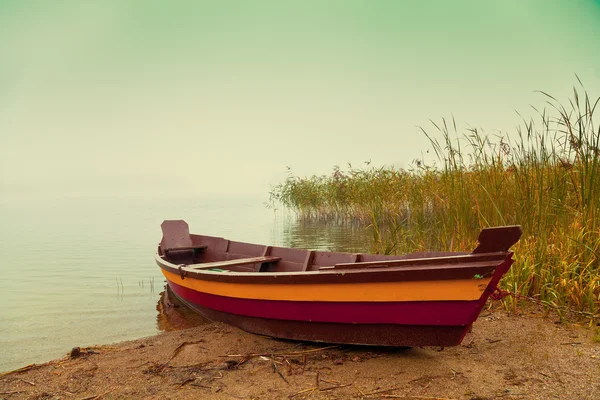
[{"xmin": 270, "ymin": 82, "xmax": 600, "ymax": 321}]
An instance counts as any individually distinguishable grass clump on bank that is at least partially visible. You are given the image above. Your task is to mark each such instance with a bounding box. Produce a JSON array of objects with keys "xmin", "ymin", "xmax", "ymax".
[{"xmin": 270, "ymin": 82, "xmax": 600, "ymax": 322}]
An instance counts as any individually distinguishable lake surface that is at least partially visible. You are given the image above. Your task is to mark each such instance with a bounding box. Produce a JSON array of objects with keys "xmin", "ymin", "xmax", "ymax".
[{"xmin": 0, "ymin": 194, "xmax": 372, "ymax": 372}]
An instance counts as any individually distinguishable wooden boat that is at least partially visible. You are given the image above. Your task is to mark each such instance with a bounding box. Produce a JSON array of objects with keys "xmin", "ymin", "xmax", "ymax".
[{"xmin": 155, "ymin": 220, "xmax": 522, "ymax": 347}]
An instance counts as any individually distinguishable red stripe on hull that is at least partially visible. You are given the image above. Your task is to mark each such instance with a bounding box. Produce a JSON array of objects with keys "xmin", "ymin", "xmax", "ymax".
[
  {"xmin": 168, "ymin": 289, "xmax": 470, "ymax": 347},
  {"xmin": 167, "ymin": 279, "xmax": 479, "ymax": 326}
]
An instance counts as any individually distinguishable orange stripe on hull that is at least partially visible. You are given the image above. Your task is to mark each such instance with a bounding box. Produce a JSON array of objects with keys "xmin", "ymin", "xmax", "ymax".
[{"xmin": 161, "ymin": 270, "xmax": 491, "ymax": 302}]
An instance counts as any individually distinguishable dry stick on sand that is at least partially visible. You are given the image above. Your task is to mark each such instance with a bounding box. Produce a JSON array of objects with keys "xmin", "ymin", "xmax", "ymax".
[
  {"xmin": 0, "ymin": 358, "xmax": 69, "ymax": 377},
  {"xmin": 80, "ymin": 390, "xmax": 113, "ymax": 400},
  {"xmin": 318, "ymin": 383, "xmax": 353, "ymax": 392},
  {"xmin": 361, "ymin": 386, "xmax": 401, "ymax": 396},
  {"xmin": 354, "ymin": 385, "xmax": 367, "ymax": 397},
  {"xmin": 288, "ymin": 383, "xmax": 353, "ymax": 397},
  {"xmin": 407, "ymin": 375, "xmax": 443, "ymax": 384},
  {"xmin": 288, "ymin": 387, "xmax": 317, "ymax": 398},
  {"xmin": 161, "ymin": 340, "xmax": 207, "ymax": 370},
  {"xmin": 289, "ymin": 371, "xmax": 352, "ymax": 397},
  {"xmin": 0, "ymin": 364, "xmax": 44, "ymax": 377},
  {"xmin": 225, "ymin": 345, "xmax": 338, "ymax": 358},
  {"xmin": 378, "ymin": 396, "xmax": 455, "ymax": 400},
  {"xmin": 316, "ymin": 371, "xmax": 320, "ymax": 388},
  {"xmin": 271, "ymin": 354, "xmax": 289, "ymax": 385},
  {"xmin": 285, "ymin": 358, "xmax": 293, "ymax": 375},
  {"xmin": 0, "ymin": 345, "xmax": 116, "ymax": 378}
]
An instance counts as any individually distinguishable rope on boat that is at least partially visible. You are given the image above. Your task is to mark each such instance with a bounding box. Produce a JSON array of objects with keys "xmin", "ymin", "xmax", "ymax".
[{"xmin": 490, "ymin": 288, "xmax": 597, "ymax": 320}]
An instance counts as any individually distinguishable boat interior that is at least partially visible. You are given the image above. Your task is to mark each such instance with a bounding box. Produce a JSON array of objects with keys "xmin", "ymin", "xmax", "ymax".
[{"xmin": 156, "ymin": 220, "xmax": 506, "ymax": 274}]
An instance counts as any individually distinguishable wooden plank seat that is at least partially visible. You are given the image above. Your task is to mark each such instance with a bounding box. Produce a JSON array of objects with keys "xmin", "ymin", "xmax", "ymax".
[{"xmin": 185, "ymin": 256, "xmax": 281, "ymax": 270}]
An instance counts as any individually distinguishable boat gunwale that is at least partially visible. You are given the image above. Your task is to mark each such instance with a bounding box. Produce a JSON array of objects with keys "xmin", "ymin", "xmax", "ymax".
[{"xmin": 155, "ymin": 249, "xmax": 513, "ymax": 284}]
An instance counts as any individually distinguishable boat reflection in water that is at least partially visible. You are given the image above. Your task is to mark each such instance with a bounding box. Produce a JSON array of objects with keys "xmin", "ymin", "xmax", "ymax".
[{"xmin": 156, "ymin": 284, "xmax": 212, "ymax": 332}]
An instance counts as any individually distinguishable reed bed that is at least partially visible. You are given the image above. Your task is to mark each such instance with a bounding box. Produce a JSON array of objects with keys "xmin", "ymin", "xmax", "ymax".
[{"xmin": 270, "ymin": 82, "xmax": 600, "ymax": 322}]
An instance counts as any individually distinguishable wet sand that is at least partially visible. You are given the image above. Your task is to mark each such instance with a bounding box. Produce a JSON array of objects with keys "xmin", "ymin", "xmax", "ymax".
[{"xmin": 1, "ymin": 306, "xmax": 599, "ymax": 400}]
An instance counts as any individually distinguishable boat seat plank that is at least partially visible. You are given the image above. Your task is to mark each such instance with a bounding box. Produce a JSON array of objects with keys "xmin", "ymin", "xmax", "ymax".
[
  {"xmin": 186, "ymin": 256, "xmax": 281, "ymax": 270},
  {"xmin": 323, "ymin": 252, "xmax": 508, "ymax": 270}
]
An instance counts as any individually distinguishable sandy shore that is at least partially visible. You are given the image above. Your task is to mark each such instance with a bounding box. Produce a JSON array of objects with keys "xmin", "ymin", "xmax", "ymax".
[{"xmin": 1, "ymin": 308, "xmax": 599, "ymax": 400}]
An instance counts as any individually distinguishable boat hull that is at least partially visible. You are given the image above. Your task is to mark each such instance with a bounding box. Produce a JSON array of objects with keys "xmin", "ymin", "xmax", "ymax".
[
  {"xmin": 166, "ymin": 279, "xmax": 482, "ymax": 326},
  {"xmin": 167, "ymin": 281, "xmax": 471, "ymax": 347},
  {"xmin": 162, "ymin": 258, "xmax": 510, "ymax": 347}
]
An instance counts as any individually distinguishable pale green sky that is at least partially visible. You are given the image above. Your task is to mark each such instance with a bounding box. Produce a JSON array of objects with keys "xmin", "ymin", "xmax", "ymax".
[{"xmin": 1, "ymin": 0, "xmax": 600, "ymax": 197}]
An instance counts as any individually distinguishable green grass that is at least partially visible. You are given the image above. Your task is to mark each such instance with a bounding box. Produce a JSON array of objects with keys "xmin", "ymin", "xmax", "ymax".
[{"xmin": 270, "ymin": 80, "xmax": 600, "ymax": 322}]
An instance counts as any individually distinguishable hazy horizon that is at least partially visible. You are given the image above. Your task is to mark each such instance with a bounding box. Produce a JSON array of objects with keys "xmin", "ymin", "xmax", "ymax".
[{"xmin": 2, "ymin": 0, "xmax": 600, "ymax": 198}]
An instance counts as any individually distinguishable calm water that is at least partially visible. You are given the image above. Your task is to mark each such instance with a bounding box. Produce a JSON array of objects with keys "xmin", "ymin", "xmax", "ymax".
[{"xmin": 0, "ymin": 194, "xmax": 371, "ymax": 372}]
